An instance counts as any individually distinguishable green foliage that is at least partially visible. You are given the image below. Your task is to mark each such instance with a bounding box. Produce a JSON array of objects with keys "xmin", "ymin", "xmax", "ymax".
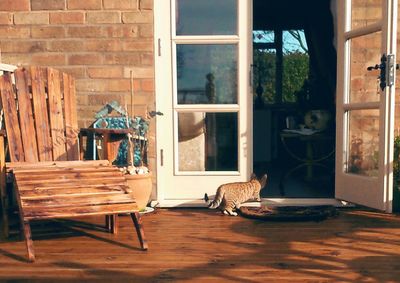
[
  {"xmin": 253, "ymin": 49, "xmax": 276, "ymax": 103},
  {"xmin": 253, "ymin": 50, "xmax": 309, "ymax": 104},
  {"xmin": 394, "ymin": 136, "xmax": 400, "ymax": 212},
  {"xmin": 393, "ymin": 135, "xmax": 400, "ymax": 183},
  {"xmin": 282, "ymin": 51, "xmax": 310, "ymax": 103}
]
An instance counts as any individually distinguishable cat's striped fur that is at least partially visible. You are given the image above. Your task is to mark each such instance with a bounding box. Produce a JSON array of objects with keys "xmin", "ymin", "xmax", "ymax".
[{"xmin": 205, "ymin": 173, "xmax": 267, "ymax": 216}]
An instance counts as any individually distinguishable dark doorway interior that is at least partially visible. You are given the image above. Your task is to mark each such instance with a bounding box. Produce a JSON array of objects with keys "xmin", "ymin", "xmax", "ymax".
[{"xmin": 252, "ymin": 0, "xmax": 337, "ymax": 198}]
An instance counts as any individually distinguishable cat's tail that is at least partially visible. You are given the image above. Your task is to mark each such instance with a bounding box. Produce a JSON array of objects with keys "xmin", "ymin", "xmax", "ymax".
[
  {"xmin": 204, "ymin": 193, "xmax": 211, "ymax": 206},
  {"xmin": 205, "ymin": 187, "xmax": 224, "ymax": 209}
]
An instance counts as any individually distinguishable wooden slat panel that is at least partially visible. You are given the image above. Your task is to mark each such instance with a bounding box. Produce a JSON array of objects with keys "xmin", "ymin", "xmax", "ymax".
[
  {"xmin": 15, "ymin": 171, "xmax": 125, "ymax": 181},
  {"xmin": 23, "ymin": 203, "xmax": 138, "ymax": 220},
  {"xmin": 15, "ymin": 166, "xmax": 122, "ymax": 175},
  {"xmin": 0, "ymin": 73, "xmax": 25, "ymax": 162},
  {"xmin": 13, "ymin": 164, "xmax": 127, "ymax": 190},
  {"xmin": 11, "ymin": 166, "xmax": 118, "ymax": 174},
  {"xmin": 14, "ymin": 68, "xmax": 39, "ymax": 162},
  {"xmin": 30, "ymin": 66, "xmax": 52, "ymax": 161},
  {"xmin": 17, "ymin": 179, "xmax": 127, "ymax": 189},
  {"xmin": 13, "ymin": 166, "xmax": 124, "ymax": 179},
  {"xmin": 16, "ymin": 176, "xmax": 127, "ymax": 186},
  {"xmin": 16, "ymin": 176, "xmax": 128, "ymax": 188},
  {"xmin": 21, "ymin": 193, "xmax": 135, "ymax": 208},
  {"xmin": 26, "ymin": 182, "xmax": 128, "ymax": 190},
  {"xmin": 63, "ymin": 73, "xmax": 79, "ymax": 161},
  {"xmin": 7, "ymin": 160, "xmax": 110, "ymax": 169},
  {"xmin": 14, "ymin": 172, "xmax": 125, "ymax": 184},
  {"xmin": 47, "ymin": 68, "xmax": 67, "ymax": 161},
  {"xmin": 12, "ymin": 169, "xmax": 121, "ymax": 180},
  {"xmin": 19, "ymin": 185, "xmax": 129, "ymax": 198}
]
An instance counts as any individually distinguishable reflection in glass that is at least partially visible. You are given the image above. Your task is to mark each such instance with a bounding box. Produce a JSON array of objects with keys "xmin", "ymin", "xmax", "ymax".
[
  {"xmin": 177, "ymin": 44, "xmax": 237, "ymax": 104},
  {"xmin": 176, "ymin": 0, "xmax": 237, "ymax": 35},
  {"xmin": 347, "ymin": 109, "xmax": 379, "ymax": 177},
  {"xmin": 349, "ymin": 32, "xmax": 382, "ymax": 103},
  {"xmin": 178, "ymin": 112, "xmax": 238, "ymax": 171},
  {"xmin": 351, "ymin": 0, "xmax": 382, "ymax": 29}
]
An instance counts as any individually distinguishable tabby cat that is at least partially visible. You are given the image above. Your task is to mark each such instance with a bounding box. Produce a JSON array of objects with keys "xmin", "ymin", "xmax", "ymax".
[{"xmin": 204, "ymin": 173, "xmax": 267, "ymax": 216}]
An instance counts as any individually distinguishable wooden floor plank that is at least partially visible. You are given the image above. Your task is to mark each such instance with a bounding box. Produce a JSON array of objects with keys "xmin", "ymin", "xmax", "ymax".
[{"xmin": 1, "ymin": 208, "xmax": 400, "ymax": 282}]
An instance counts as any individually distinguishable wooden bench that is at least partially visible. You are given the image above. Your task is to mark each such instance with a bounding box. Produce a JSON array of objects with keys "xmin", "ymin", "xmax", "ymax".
[{"xmin": 0, "ymin": 66, "xmax": 147, "ymax": 261}]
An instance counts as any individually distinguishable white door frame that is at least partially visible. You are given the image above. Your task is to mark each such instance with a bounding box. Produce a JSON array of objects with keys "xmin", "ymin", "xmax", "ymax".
[
  {"xmin": 154, "ymin": 0, "xmax": 253, "ymax": 206},
  {"xmin": 154, "ymin": 0, "xmax": 171, "ymax": 205},
  {"xmin": 335, "ymin": 0, "xmax": 398, "ymax": 212},
  {"xmin": 154, "ymin": 0, "xmax": 397, "ymax": 210}
]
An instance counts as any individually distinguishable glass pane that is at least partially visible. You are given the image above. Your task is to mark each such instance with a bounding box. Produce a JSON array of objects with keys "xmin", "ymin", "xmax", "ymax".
[
  {"xmin": 176, "ymin": 0, "xmax": 237, "ymax": 35},
  {"xmin": 396, "ymin": 0, "xmax": 400, "ymax": 137},
  {"xmin": 282, "ymin": 30, "xmax": 308, "ymax": 54},
  {"xmin": 349, "ymin": 32, "xmax": 382, "ymax": 103},
  {"xmin": 282, "ymin": 30, "xmax": 309, "ymax": 103},
  {"xmin": 178, "ymin": 112, "xmax": 238, "ymax": 171},
  {"xmin": 347, "ymin": 109, "xmax": 379, "ymax": 177},
  {"xmin": 351, "ymin": 0, "xmax": 382, "ymax": 29},
  {"xmin": 253, "ymin": 30, "xmax": 274, "ymax": 44},
  {"xmin": 394, "ymin": 0, "xmax": 400, "ymax": 211},
  {"xmin": 177, "ymin": 44, "xmax": 237, "ymax": 104},
  {"xmin": 253, "ymin": 49, "xmax": 276, "ymax": 104}
]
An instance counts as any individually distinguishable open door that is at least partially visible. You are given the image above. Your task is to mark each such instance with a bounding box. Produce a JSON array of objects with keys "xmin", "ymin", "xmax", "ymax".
[
  {"xmin": 335, "ymin": 0, "xmax": 398, "ymax": 211},
  {"xmin": 155, "ymin": 0, "xmax": 252, "ymax": 206}
]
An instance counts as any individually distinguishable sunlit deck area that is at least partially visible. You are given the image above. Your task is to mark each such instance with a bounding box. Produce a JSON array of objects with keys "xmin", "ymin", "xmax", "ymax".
[{"xmin": 0, "ymin": 208, "xmax": 400, "ymax": 282}]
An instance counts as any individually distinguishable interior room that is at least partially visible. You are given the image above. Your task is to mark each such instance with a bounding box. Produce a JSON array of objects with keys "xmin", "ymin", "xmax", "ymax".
[{"xmin": 252, "ymin": 0, "xmax": 337, "ymax": 198}]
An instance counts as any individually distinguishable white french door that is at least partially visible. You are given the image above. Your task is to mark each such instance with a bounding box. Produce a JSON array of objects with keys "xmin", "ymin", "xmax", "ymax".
[
  {"xmin": 335, "ymin": 0, "xmax": 398, "ymax": 211},
  {"xmin": 155, "ymin": 0, "xmax": 252, "ymax": 206}
]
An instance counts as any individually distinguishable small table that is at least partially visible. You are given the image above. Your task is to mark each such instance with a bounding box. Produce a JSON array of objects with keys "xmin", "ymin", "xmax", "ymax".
[
  {"xmin": 80, "ymin": 128, "xmax": 137, "ymax": 232},
  {"xmin": 279, "ymin": 130, "xmax": 335, "ymax": 196},
  {"xmin": 81, "ymin": 128, "xmax": 134, "ymax": 162}
]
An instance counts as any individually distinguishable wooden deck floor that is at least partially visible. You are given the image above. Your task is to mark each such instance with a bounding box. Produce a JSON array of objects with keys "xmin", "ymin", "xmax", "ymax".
[{"xmin": 0, "ymin": 208, "xmax": 400, "ymax": 282}]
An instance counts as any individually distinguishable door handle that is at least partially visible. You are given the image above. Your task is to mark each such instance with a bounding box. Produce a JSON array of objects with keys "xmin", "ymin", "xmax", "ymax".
[{"xmin": 366, "ymin": 54, "xmax": 398, "ymax": 91}]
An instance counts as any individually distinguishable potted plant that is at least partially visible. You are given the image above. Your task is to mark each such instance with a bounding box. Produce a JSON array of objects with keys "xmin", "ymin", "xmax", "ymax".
[
  {"xmin": 91, "ymin": 72, "xmax": 162, "ymax": 211},
  {"xmin": 92, "ymin": 108, "xmax": 158, "ymax": 211},
  {"xmin": 121, "ymin": 113, "xmax": 158, "ymax": 212}
]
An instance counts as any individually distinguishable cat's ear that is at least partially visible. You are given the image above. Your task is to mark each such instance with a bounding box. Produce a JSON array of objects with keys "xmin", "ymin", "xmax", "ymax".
[
  {"xmin": 260, "ymin": 174, "xmax": 268, "ymax": 188},
  {"xmin": 250, "ymin": 173, "xmax": 257, "ymax": 180}
]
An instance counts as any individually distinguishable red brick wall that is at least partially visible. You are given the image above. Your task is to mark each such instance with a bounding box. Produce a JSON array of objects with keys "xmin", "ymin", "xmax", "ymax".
[
  {"xmin": 0, "ymin": 0, "xmax": 154, "ymax": 128},
  {"xmin": 0, "ymin": 0, "xmax": 155, "ymax": 174}
]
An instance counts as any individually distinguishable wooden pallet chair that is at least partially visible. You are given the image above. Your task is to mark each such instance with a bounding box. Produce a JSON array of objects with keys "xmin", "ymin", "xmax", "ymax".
[
  {"xmin": 0, "ymin": 66, "xmax": 147, "ymax": 261},
  {"xmin": 0, "ymin": 62, "xmax": 17, "ymax": 241}
]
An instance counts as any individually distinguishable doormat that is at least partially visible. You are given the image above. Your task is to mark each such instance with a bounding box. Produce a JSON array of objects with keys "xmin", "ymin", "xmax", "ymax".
[{"xmin": 239, "ymin": 205, "xmax": 338, "ymax": 222}]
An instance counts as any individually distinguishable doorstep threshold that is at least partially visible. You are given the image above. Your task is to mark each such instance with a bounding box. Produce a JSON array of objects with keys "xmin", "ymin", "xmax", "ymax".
[{"xmin": 157, "ymin": 198, "xmax": 354, "ymax": 208}]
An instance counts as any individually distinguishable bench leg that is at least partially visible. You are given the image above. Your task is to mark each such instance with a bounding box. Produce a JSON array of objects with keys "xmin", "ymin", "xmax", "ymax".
[
  {"xmin": 0, "ymin": 135, "xmax": 8, "ymax": 239},
  {"xmin": 105, "ymin": 215, "xmax": 118, "ymax": 234},
  {"xmin": 112, "ymin": 215, "xmax": 118, "ymax": 234},
  {"xmin": 0, "ymin": 196, "xmax": 8, "ymax": 239},
  {"xmin": 130, "ymin": 212, "xmax": 148, "ymax": 250},
  {"xmin": 21, "ymin": 220, "xmax": 35, "ymax": 262},
  {"xmin": 105, "ymin": 215, "xmax": 111, "ymax": 231}
]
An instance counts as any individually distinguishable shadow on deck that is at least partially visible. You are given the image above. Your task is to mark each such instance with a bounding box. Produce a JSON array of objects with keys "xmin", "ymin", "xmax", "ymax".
[{"xmin": 0, "ymin": 208, "xmax": 400, "ymax": 282}]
